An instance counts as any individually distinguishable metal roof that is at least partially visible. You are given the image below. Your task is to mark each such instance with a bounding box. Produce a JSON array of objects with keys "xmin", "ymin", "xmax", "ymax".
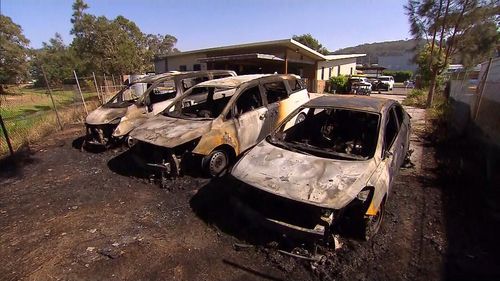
[
  {"xmin": 305, "ymin": 95, "xmax": 394, "ymax": 113},
  {"xmin": 155, "ymin": 39, "xmax": 365, "ymax": 62}
]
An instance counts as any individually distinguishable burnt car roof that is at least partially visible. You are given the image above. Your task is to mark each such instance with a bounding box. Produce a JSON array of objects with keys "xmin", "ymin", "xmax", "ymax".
[
  {"xmin": 195, "ymin": 74, "xmax": 270, "ymax": 88},
  {"xmin": 195, "ymin": 73, "xmax": 301, "ymax": 88},
  {"xmin": 132, "ymin": 70, "xmax": 235, "ymax": 84},
  {"xmin": 305, "ymin": 95, "xmax": 394, "ymax": 113}
]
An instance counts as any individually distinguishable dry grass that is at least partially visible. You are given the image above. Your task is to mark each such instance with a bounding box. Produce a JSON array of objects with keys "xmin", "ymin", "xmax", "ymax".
[{"xmin": 0, "ymin": 101, "xmax": 99, "ymax": 156}]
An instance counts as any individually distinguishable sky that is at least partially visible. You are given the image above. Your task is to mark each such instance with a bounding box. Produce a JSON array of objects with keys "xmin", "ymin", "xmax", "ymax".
[{"xmin": 1, "ymin": 0, "xmax": 412, "ymax": 52}]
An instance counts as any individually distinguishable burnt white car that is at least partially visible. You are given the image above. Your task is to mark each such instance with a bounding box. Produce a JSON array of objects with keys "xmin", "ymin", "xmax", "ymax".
[
  {"xmin": 231, "ymin": 95, "xmax": 411, "ymax": 241},
  {"xmin": 129, "ymin": 74, "xmax": 310, "ymax": 180},
  {"xmin": 84, "ymin": 70, "xmax": 236, "ymax": 148}
]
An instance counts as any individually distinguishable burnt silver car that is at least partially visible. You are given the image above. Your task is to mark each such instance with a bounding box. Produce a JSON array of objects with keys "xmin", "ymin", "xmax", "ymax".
[
  {"xmin": 84, "ymin": 70, "xmax": 236, "ymax": 148},
  {"xmin": 231, "ymin": 95, "xmax": 411, "ymax": 242}
]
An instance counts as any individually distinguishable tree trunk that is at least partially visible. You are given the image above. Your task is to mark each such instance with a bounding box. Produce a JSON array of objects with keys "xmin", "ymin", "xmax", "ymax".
[{"xmin": 427, "ymin": 70, "xmax": 438, "ymax": 108}]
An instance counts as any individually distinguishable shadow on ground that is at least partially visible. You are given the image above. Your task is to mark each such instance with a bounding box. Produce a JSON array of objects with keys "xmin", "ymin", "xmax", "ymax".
[{"xmin": 435, "ymin": 134, "xmax": 500, "ymax": 280}]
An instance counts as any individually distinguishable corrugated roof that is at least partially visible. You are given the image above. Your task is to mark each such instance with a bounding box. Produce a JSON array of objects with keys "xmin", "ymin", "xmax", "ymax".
[{"xmin": 155, "ymin": 39, "xmax": 364, "ymax": 62}]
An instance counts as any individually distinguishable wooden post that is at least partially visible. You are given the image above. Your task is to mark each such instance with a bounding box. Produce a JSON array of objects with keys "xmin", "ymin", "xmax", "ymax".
[
  {"xmin": 104, "ymin": 74, "xmax": 109, "ymax": 95},
  {"xmin": 92, "ymin": 72, "xmax": 102, "ymax": 104},
  {"xmin": 41, "ymin": 66, "xmax": 63, "ymax": 130},
  {"xmin": 474, "ymin": 58, "xmax": 492, "ymax": 121},
  {"xmin": 0, "ymin": 115, "xmax": 14, "ymax": 156},
  {"xmin": 73, "ymin": 70, "xmax": 88, "ymax": 115}
]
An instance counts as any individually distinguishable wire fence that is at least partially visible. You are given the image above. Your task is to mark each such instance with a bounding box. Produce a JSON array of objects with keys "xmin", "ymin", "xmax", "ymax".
[{"xmin": 0, "ymin": 70, "xmax": 126, "ymax": 157}]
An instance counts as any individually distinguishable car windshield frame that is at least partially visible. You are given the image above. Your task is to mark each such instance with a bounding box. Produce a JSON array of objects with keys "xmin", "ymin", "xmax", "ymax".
[
  {"xmin": 164, "ymin": 85, "xmax": 236, "ymax": 120},
  {"xmin": 267, "ymin": 105, "xmax": 381, "ymax": 161}
]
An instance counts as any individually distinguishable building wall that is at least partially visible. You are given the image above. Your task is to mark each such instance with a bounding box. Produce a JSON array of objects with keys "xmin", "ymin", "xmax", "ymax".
[
  {"xmin": 155, "ymin": 54, "xmax": 208, "ymax": 73},
  {"xmin": 316, "ymin": 58, "xmax": 357, "ymax": 80},
  {"xmin": 378, "ymin": 52, "xmax": 417, "ymax": 72}
]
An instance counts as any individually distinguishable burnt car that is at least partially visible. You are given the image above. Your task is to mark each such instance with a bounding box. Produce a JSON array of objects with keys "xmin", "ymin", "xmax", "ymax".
[
  {"xmin": 129, "ymin": 74, "xmax": 310, "ymax": 181},
  {"xmin": 84, "ymin": 70, "xmax": 236, "ymax": 148},
  {"xmin": 230, "ymin": 95, "xmax": 411, "ymax": 242}
]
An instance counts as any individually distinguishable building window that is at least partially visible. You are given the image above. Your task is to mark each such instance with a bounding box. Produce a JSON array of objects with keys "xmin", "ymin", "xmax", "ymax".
[
  {"xmin": 179, "ymin": 65, "xmax": 187, "ymax": 71},
  {"xmin": 321, "ymin": 67, "xmax": 325, "ymax": 80},
  {"xmin": 337, "ymin": 66, "xmax": 340, "ymax": 76},
  {"xmin": 350, "ymin": 67, "xmax": 353, "ymax": 75},
  {"xmin": 329, "ymin": 67, "xmax": 332, "ymax": 78},
  {"xmin": 193, "ymin": 64, "xmax": 201, "ymax": 71}
]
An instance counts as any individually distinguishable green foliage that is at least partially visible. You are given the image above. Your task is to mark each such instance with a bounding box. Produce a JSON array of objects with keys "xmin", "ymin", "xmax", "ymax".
[
  {"xmin": 292, "ymin": 34, "xmax": 329, "ymax": 55},
  {"xmin": 31, "ymin": 33, "xmax": 78, "ymax": 87},
  {"xmin": 329, "ymin": 75, "xmax": 348, "ymax": 93},
  {"xmin": 0, "ymin": 15, "xmax": 31, "ymax": 85},
  {"xmin": 382, "ymin": 70, "xmax": 413, "ymax": 82},
  {"xmin": 69, "ymin": 0, "xmax": 178, "ymax": 75},
  {"xmin": 402, "ymin": 88, "xmax": 428, "ymax": 108},
  {"xmin": 415, "ymin": 43, "xmax": 449, "ymax": 89}
]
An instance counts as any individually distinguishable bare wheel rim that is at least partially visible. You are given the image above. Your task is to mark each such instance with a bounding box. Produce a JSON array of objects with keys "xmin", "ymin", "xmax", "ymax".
[{"xmin": 209, "ymin": 151, "xmax": 228, "ymax": 176}]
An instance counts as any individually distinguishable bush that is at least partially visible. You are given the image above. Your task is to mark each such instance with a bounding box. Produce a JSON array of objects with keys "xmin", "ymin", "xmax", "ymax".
[
  {"xmin": 382, "ymin": 70, "xmax": 413, "ymax": 82},
  {"xmin": 329, "ymin": 75, "xmax": 348, "ymax": 93},
  {"xmin": 402, "ymin": 88, "xmax": 427, "ymax": 108}
]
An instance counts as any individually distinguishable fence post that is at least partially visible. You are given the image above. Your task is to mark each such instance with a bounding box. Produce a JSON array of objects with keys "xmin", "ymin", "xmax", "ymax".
[
  {"xmin": 41, "ymin": 66, "xmax": 63, "ymax": 131},
  {"xmin": 0, "ymin": 115, "xmax": 14, "ymax": 156},
  {"xmin": 474, "ymin": 58, "xmax": 492, "ymax": 121},
  {"xmin": 73, "ymin": 70, "xmax": 88, "ymax": 115},
  {"xmin": 92, "ymin": 72, "xmax": 102, "ymax": 104},
  {"xmin": 104, "ymin": 74, "xmax": 109, "ymax": 95}
]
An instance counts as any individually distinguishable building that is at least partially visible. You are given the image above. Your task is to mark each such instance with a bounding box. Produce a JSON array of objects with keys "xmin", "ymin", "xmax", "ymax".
[
  {"xmin": 378, "ymin": 52, "xmax": 417, "ymax": 72},
  {"xmin": 154, "ymin": 39, "xmax": 365, "ymax": 93}
]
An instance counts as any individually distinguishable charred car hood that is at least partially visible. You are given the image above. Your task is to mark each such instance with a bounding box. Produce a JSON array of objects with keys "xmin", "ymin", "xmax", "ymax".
[
  {"xmin": 85, "ymin": 106, "xmax": 129, "ymax": 125},
  {"xmin": 130, "ymin": 115, "xmax": 212, "ymax": 148},
  {"xmin": 231, "ymin": 140, "xmax": 376, "ymax": 209}
]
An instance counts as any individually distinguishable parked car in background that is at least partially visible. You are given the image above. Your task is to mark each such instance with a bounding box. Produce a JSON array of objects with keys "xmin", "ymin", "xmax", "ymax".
[
  {"xmin": 375, "ymin": 76, "xmax": 395, "ymax": 91},
  {"xmin": 84, "ymin": 70, "xmax": 236, "ymax": 148},
  {"xmin": 347, "ymin": 77, "xmax": 372, "ymax": 95},
  {"xmin": 231, "ymin": 95, "xmax": 411, "ymax": 243},
  {"xmin": 129, "ymin": 74, "xmax": 310, "ymax": 182}
]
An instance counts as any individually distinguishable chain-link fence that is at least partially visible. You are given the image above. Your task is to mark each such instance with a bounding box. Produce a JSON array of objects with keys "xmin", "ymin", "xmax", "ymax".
[{"xmin": 0, "ymin": 70, "xmax": 125, "ymax": 157}]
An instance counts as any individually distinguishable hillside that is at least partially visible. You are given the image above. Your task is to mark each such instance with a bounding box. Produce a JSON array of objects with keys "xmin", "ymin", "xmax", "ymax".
[{"xmin": 332, "ymin": 39, "xmax": 426, "ymax": 65}]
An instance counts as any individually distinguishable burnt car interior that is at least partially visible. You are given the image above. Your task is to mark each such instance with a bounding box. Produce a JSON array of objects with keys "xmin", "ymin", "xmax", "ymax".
[
  {"xmin": 263, "ymin": 81, "xmax": 289, "ymax": 103},
  {"xmin": 167, "ymin": 86, "xmax": 235, "ymax": 119},
  {"xmin": 270, "ymin": 107, "xmax": 380, "ymax": 160},
  {"xmin": 105, "ymin": 86, "xmax": 140, "ymax": 108}
]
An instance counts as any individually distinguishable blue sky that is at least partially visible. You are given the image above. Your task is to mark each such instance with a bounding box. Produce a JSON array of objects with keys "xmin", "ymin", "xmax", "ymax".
[{"xmin": 1, "ymin": 0, "xmax": 411, "ymax": 52}]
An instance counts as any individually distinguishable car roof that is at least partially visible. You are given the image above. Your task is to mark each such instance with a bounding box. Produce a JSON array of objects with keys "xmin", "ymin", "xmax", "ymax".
[
  {"xmin": 305, "ymin": 95, "xmax": 395, "ymax": 113},
  {"xmin": 131, "ymin": 70, "xmax": 235, "ymax": 84},
  {"xmin": 194, "ymin": 74, "xmax": 271, "ymax": 88}
]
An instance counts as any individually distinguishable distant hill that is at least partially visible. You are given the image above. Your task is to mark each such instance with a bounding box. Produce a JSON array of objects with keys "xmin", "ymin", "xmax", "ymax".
[{"xmin": 332, "ymin": 39, "xmax": 426, "ymax": 65}]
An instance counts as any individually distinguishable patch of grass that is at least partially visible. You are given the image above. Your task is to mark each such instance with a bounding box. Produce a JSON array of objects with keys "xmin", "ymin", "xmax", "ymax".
[
  {"xmin": 0, "ymin": 100, "xmax": 99, "ymax": 156},
  {"xmin": 402, "ymin": 88, "xmax": 428, "ymax": 108}
]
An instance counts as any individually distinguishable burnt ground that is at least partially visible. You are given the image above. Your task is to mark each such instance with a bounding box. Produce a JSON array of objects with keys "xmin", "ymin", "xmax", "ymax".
[{"xmin": 1, "ymin": 92, "xmax": 499, "ymax": 281}]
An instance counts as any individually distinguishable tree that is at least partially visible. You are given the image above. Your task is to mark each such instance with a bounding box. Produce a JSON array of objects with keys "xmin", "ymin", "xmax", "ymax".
[
  {"xmin": 292, "ymin": 34, "xmax": 329, "ymax": 55},
  {"xmin": 0, "ymin": 15, "xmax": 31, "ymax": 91},
  {"xmin": 69, "ymin": 0, "xmax": 179, "ymax": 75},
  {"xmin": 405, "ymin": 0, "xmax": 499, "ymax": 108},
  {"xmin": 31, "ymin": 33, "xmax": 78, "ymax": 87}
]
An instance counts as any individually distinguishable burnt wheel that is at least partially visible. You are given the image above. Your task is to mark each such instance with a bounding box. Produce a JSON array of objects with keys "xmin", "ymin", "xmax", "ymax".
[
  {"xmin": 203, "ymin": 150, "xmax": 229, "ymax": 177},
  {"xmin": 363, "ymin": 198, "xmax": 386, "ymax": 240}
]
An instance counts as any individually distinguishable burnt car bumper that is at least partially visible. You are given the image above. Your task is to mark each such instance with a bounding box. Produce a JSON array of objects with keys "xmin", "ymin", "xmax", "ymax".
[
  {"xmin": 229, "ymin": 178, "xmax": 337, "ymax": 240},
  {"xmin": 85, "ymin": 124, "xmax": 117, "ymax": 146}
]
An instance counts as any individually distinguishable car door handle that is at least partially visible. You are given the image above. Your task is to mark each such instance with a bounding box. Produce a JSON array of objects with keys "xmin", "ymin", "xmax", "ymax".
[{"xmin": 259, "ymin": 114, "xmax": 266, "ymax": 120}]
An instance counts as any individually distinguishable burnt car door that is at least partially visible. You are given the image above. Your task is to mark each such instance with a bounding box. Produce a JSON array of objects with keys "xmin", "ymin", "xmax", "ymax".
[
  {"xmin": 382, "ymin": 105, "xmax": 404, "ymax": 188},
  {"xmin": 232, "ymin": 84, "xmax": 268, "ymax": 152}
]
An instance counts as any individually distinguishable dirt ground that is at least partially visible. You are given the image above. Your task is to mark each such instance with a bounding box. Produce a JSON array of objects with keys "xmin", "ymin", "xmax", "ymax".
[{"xmin": 1, "ymin": 90, "xmax": 497, "ymax": 281}]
